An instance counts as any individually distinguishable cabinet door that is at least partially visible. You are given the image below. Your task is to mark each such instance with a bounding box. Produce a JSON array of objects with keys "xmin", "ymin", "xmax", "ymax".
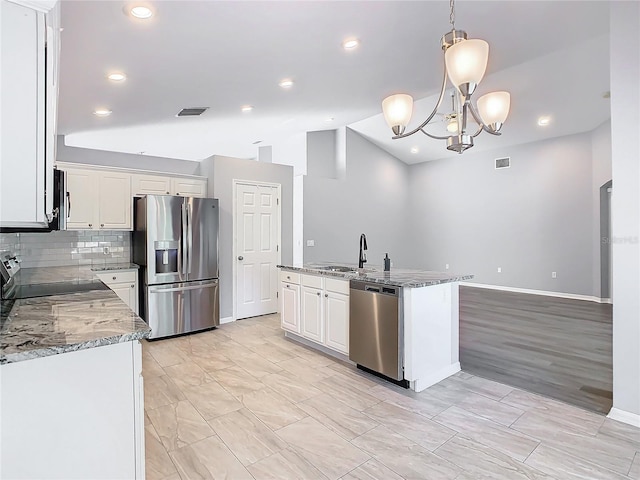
[
  {"xmin": 0, "ymin": 1, "xmax": 47, "ymax": 227},
  {"xmin": 171, "ymin": 178, "xmax": 207, "ymax": 197},
  {"xmin": 301, "ymin": 286, "xmax": 323, "ymax": 343},
  {"xmin": 66, "ymin": 169, "xmax": 99, "ymax": 230},
  {"xmin": 131, "ymin": 174, "xmax": 171, "ymax": 196},
  {"xmin": 98, "ymin": 171, "xmax": 132, "ymax": 230},
  {"xmin": 325, "ymin": 291, "xmax": 349, "ymax": 354},
  {"xmin": 280, "ymin": 282, "xmax": 300, "ymax": 333}
]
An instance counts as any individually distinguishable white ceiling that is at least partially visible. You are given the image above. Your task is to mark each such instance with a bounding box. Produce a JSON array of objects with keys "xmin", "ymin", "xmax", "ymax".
[{"xmin": 58, "ymin": 1, "xmax": 611, "ymax": 164}]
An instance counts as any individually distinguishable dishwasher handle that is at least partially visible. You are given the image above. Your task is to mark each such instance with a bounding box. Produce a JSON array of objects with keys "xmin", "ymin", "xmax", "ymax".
[{"xmin": 350, "ymin": 280, "xmax": 400, "ymax": 297}]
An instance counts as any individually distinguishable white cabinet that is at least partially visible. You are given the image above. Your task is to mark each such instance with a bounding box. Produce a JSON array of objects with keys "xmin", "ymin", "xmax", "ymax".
[
  {"xmin": 280, "ymin": 281, "xmax": 300, "ymax": 333},
  {"xmin": 1, "ymin": 340, "xmax": 145, "ymax": 479},
  {"xmin": 131, "ymin": 174, "xmax": 171, "ymax": 196},
  {"xmin": 65, "ymin": 168, "xmax": 132, "ymax": 231},
  {"xmin": 280, "ymin": 272, "xmax": 350, "ymax": 355},
  {"xmin": 0, "ymin": 0, "xmax": 59, "ymax": 228},
  {"xmin": 325, "ymin": 290, "xmax": 349, "ymax": 354},
  {"xmin": 95, "ymin": 270, "xmax": 139, "ymax": 315},
  {"xmin": 301, "ymin": 285, "xmax": 323, "ymax": 343},
  {"xmin": 171, "ymin": 177, "xmax": 207, "ymax": 197}
]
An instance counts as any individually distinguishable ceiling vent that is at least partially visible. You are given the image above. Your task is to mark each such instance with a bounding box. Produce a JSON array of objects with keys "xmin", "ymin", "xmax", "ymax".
[
  {"xmin": 176, "ymin": 107, "xmax": 208, "ymax": 117},
  {"xmin": 495, "ymin": 157, "xmax": 511, "ymax": 169}
]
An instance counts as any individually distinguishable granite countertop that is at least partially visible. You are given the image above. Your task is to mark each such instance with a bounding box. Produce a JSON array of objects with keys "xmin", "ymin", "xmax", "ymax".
[
  {"xmin": 1, "ymin": 264, "xmax": 149, "ymax": 364},
  {"xmin": 0, "ymin": 289, "xmax": 150, "ymax": 364},
  {"xmin": 278, "ymin": 263, "xmax": 474, "ymax": 288}
]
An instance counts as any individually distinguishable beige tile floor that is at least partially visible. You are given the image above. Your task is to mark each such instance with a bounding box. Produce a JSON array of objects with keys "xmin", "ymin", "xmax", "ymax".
[{"xmin": 143, "ymin": 314, "xmax": 640, "ymax": 480}]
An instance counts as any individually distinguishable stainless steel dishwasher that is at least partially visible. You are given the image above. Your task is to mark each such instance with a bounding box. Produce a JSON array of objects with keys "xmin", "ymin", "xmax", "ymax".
[{"xmin": 349, "ymin": 280, "xmax": 407, "ymax": 386}]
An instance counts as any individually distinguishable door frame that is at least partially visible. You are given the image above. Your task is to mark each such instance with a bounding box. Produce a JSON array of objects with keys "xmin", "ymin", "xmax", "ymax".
[{"xmin": 232, "ymin": 179, "xmax": 282, "ymax": 322}]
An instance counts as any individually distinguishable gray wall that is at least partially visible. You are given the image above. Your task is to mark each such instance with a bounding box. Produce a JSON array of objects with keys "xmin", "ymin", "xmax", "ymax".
[
  {"xmin": 56, "ymin": 136, "xmax": 201, "ymax": 175},
  {"xmin": 407, "ymin": 132, "xmax": 595, "ymax": 296},
  {"xmin": 303, "ymin": 128, "xmax": 412, "ymax": 268},
  {"xmin": 307, "ymin": 130, "xmax": 337, "ymax": 179},
  {"xmin": 200, "ymin": 155, "xmax": 294, "ymax": 319}
]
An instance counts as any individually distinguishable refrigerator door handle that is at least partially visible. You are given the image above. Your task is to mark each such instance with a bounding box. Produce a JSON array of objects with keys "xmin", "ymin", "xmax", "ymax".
[
  {"xmin": 149, "ymin": 282, "xmax": 217, "ymax": 294},
  {"xmin": 187, "ymin": 202, "xmax": 193, "ymax": 274},
  {"xmin": 181, "ymin": 202, "xmax": 188, "ymax": 275}
]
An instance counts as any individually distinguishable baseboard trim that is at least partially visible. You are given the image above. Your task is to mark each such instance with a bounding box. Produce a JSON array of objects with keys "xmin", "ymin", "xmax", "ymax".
[
  {"xmin": 607, "ymin": 407, "xmax": 640, "ymax": 427},
  {"xmin": 219, "ymin": 316, "xmax": 234, "ymax": 325},
  {"xmin": 461, "ymin": 282, "xmax": 612, "ymax": 304}
]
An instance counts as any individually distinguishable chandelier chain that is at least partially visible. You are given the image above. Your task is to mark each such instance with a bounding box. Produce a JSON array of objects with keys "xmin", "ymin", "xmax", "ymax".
[{"xmin": 449, "ymin": 0, "xmax": 455, "ymax": 28}]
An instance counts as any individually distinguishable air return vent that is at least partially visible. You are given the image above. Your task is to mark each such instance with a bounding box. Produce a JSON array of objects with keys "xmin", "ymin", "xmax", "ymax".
[
  {"xmin": 176, "ymin": 107, "xmax": 208, "ymax": 117},
  {"xmin": 495, "ymin": 157, "xmax": 510, "ymax": 169}
]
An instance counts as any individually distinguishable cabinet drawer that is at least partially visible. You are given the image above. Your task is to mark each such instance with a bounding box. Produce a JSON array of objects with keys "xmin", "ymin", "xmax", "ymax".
[
  {"xmin": 280, "ymin": 270, "xmax": 300, "ymax": 284},
  {"xmin": 95, "ymin": 270, "xmax": 137, "ymax": 285},
  {"xmin": 301, "ymin": 274, "xmax": 323, "ymax": 289},
  {"xmin": 325, "ymin": 278, "xmax": 350, "ymax": 295}
]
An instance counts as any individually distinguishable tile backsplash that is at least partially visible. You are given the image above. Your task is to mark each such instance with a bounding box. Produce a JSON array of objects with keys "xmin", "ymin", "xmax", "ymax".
[{"xmin": 0, "ymin": 231, "xmax": 131, "ymax": 268}]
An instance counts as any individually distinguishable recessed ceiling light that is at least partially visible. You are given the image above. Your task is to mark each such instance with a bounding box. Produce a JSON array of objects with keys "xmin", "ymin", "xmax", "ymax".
[
  {"xmin": 342, "ymin": 38, "xmax": 360, "ymax": 50},
  {"xmin": 411, "ymin": 147, "xmax": 419, "ymax": 154},
  {"xmin": 107, "ymin": 72, "xmax": 126, "ymax": 82},
  {"xmin": 537, "ymin": 116, "xmax": 551, "ymax": 126},
  {"xmin": 279, "ymin": 79, "xmax": 294, "ymax": 89},
  {"xmin": 325, "ymin": 117, "xmax": 334, "ymax": 123},
  {"xmin": 241, "ymin": 105, "xmax": 254, "ymax": 112},
  {"xmin": 129, "ymin": 5, "xmax": 153, "ymax": 19},
  {"xmin": 93, "ymin": 109, "xmax": 112, "ymax": 117}
]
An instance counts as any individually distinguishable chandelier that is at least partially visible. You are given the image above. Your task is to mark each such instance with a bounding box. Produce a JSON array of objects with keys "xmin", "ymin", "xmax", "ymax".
[{"xmin": 381, "ymin": 0, "xmax": 511, "ymax": 154}]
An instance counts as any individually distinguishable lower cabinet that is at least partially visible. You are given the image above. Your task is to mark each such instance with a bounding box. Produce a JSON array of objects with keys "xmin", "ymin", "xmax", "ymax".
[
  {"xmin": 280, "ymin": 281, "xmax": 300, "ymax": 333},
  {"xmin": 280, "ymin": 272, "xmax": 349, "ymax": 355},
  {"xmin": 95, "ymin": 270, "xmax": 139, "ymax": 315}
]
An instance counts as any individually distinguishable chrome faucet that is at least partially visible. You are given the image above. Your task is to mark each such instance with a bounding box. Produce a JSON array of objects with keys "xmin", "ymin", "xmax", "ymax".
[{"xmin": 358, "ymin": 233, "xmax": 368, "ymax": 268}]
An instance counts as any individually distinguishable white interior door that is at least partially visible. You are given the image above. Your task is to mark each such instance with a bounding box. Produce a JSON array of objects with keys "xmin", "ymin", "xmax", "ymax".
[{"xmin": 235, "ymin": 182, "xmax": 280, "ymax": 319}]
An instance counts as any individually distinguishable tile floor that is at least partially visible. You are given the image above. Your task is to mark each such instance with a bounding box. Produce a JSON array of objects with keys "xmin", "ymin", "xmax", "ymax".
[{"xmin": 143, "ymin": 314, "xmax": 640, "ymax": 480}]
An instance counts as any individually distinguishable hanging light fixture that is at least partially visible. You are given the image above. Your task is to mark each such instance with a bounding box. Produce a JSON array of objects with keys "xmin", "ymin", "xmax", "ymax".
[{"xmin": 381, "ymin": 0, "xmax": 511, "ymax": 154}]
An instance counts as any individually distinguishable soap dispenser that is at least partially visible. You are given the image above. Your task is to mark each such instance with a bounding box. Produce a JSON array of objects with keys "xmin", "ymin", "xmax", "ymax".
[{"xmin": 384, "ymin": 253, "xmax": 391, "ymax": 271}]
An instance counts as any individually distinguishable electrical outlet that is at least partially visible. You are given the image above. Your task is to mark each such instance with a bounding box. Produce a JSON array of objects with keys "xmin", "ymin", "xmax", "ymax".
[
  {"xmin": 306, "ymin": 240, "xmax": 315, "ymax": 247},
  {"xmin": 445, "ymin": 263, "xmax": 450, "ymax": 270},
  {"xmin": 497, "ymin": 267, "xmax": 502, "ymax": 273},
  {"xmin": 552, "ymin": 271, "xmax": 557, "ymax": 279},
  {"xmin": 390, "ymin": 262, "xmax": 394, "ymax": 267},
  {"xmin": 103, "ymin": 246, "xmax": 110, "ymax": 255}
]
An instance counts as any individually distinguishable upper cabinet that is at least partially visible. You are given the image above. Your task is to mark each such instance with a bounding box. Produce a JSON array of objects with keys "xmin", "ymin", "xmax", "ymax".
[
  {"xmin": 132, "ymin": 173, "xmax": 207, "ymax": 198},
  {"xmin": 66, "ymin": 168, "xmax": 131, "ymax": 231},
  {"xmin": 0, "ymin": 0, "xmax": 59, "ymax": 229},
  {"xmin": 171, "ymin": 177, "xmax": 207, "ymax": 197}
]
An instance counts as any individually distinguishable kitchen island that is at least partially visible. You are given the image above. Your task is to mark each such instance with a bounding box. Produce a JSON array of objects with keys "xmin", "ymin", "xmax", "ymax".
[
  {"xmin": 278, "ymin": 264, "xmax": 473, "ymax": 393},
  {"xmin": 0, "ymin": 284, "xmax": 150, "ymax": 479}
]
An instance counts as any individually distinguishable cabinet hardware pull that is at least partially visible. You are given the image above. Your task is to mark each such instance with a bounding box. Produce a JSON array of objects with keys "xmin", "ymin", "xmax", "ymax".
[
  {"xmin": 238, "ymin": 256, "xmax": 244, "ymax": 261},
  {"xmin": 101, "ymin": 224, "xmax": 104, "ymax": 227},
  {"xmin": 112, "ymin": 276, "xmax": 117, "ymax": 280},
  {"xmin": 88, "ymin": 223, "xmax": 92, "ymax": 227},
  {"xmin": 166, "ymin": 191, "xmax": 170, "ymax": 194},
  {"xmin": 325, "ymin": 294, "xmax": 328, "ymax": 297},
  {"xmin": 286, "ymin": 284, "xmax": 290, "ymax": 288},
  {"xmin": 131, "ymin": 284, "xmax": 135, "ymax": 288},
  {"xmin": 317, "ymin": 292, "xmax": 321, "ymax": 296}
]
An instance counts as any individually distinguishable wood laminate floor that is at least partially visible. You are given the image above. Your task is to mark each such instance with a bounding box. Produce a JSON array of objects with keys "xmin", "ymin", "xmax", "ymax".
[
  {"xmin": 142, "ymin": 313, "xmax": 639, "ymax": 480},
  {"xmin": 459, "ymin": 286, "xmax": 613, "ymax": 414}
]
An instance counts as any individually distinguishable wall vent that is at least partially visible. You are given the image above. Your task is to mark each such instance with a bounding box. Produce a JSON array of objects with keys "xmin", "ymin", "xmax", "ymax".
[
  {"xmin": 495, "ymin": 157, "xmax": 511, "ymax": 169},
  {"xmin": 176, "ymin": 107, "xmax": 209, "ymax": 117}
]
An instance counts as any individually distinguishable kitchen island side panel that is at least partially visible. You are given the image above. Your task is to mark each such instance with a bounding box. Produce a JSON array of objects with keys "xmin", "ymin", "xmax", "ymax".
[{"xmin": 403, "ymin": 282, "xmax": 460, "ymax": 392}]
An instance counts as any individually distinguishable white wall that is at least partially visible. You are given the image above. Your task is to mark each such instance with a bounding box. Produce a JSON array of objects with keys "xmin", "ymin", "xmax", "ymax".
[{"xmin": 609, "ymin": 1, "xmax": 640, "ymax": 423}]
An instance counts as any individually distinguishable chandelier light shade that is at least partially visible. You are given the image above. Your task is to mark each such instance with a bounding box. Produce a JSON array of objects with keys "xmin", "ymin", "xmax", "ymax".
[
  {"xmin": 382, "ymin": 94, "xmax": 414, "ymax": 135},
  {"xmin": 444, "ymin": 39, "xmax": 489, "ymax": 97},
  {"xmin": 380, "ymin": 0, "xmax": 511, "ymax": 154},
  {"xmin": 477, "ymin": 91, "xmax": 511, "ymax": 131}
]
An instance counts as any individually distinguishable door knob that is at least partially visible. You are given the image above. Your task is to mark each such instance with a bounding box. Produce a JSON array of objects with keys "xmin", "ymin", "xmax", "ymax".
[{"xmin": 238, "ymin": 256, "xmax": 244, "ymax": 261}]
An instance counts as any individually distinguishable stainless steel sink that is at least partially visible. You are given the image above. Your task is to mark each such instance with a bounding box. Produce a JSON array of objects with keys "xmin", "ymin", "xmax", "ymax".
[{"xmin": 316, "ymin": 265, "xmax": 358, "ymax": 273}]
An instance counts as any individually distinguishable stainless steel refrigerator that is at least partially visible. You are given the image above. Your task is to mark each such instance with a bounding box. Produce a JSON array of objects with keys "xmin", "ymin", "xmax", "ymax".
[{"xmin": 133, "ymin": 195, "xmax": 219, "ymax": 339}]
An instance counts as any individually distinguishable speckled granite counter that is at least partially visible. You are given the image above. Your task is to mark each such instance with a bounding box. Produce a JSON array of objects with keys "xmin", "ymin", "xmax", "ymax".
[
  {"xmin": 278, "ymin": 264, "xmax": 473, "ymax": 288},
  {"xmin": 0, "ymin": 289, "xmax": 150, "ymax": 364}
]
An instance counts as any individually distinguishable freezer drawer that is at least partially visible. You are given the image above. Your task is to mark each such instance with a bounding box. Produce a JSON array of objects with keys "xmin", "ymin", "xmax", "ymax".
[{"xmin": 145, "ymin": 279, "xmax": 219, "ymax": 339}]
